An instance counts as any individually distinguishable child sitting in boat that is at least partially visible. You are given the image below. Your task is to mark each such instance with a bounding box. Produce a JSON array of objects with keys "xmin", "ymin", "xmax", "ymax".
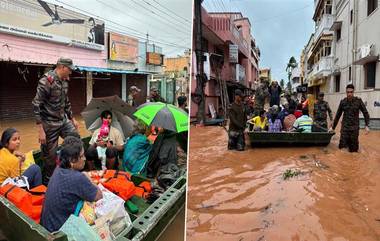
[
  {"xmin": 86, "ymin": 110, "xmax": 124, "ymax": 170},
  {"xmin": 292, "ymin": 108, "xmax": 313, "ymax": 133}
]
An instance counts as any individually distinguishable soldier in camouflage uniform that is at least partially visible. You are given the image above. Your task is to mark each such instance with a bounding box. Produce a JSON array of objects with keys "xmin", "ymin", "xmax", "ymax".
[
  {"xmin": 253, "ymin": 82, "xmax": 269, "ymax": 117},
  {"xmin": 313, "ymin": 92, "xmax": 333, "ymax": 131},
  {"xmin": 331, "ymin": 84, "xmax": 370, "ymax": 152},
  {"xmin": 32, "ymin": 58, "xmax": 78, "ymax": 183}
]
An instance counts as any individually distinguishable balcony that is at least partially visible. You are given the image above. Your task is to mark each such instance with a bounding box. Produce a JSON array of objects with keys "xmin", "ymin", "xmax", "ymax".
[
  {"xmin": 290, "ymin": 66, "xmax": 301, "ymax": 81},
  {"xmin": 310, "ymin": 56, "xmax": 333, "ymax": 79},
  {"xmin": 315, "ymin": 14, "xmax": 334, "ymax": 40}
]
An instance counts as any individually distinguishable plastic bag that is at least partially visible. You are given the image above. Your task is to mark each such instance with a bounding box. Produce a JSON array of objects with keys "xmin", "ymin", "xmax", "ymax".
[
  {"xmin": 94, "ymin": 211, "xmax": 114, "ymax": 241},
  {"xmin": 59, "ymin": 214, "xmax": 102, "ymax": 241},
  {"xmin": 95, "ymin": 184, "xmax": 132, "ymax": 236},
  {"xmin": 1, "ymin": 176, "xmax": 29, "ymax": 190}
]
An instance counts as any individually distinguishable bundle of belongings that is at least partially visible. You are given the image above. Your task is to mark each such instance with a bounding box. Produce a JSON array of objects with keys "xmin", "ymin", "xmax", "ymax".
[
  {"xmin": 60, "ymin": 184, "xmax": 132, "ymax": 241},
  {"xmin": 0, "ymin": 169, "xmax": 153, "ymax": 241}
]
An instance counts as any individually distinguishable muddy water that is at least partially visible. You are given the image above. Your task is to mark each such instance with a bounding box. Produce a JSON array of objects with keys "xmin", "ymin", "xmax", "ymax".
[
  {"xmin": 0, "ymin": 117, "xmax": 185, "ymax": 241},
  {"xmin": 0, "ymin": 116, "xmax": 91, "ymax": 153},
  {"xmin": 187, "ymin": 126, "xmax": 380, "ymax": 241}
]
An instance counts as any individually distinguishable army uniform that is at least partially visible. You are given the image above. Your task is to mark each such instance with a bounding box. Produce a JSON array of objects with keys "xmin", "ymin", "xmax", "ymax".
[
  {"xmin": 332, "ymin": 97, "xmax": 370, "ymax": 152},
  {"xmin": 228, "ymin": 102, "xmax": 246, "ymax": 151},
  {"xmin": 32, "ymin": 70, "xmax": 77, "ymax": 181},
  {"xmin": 313, "ymin": 100, "xmax": 333, "ymax": 131},
  {"xmin": 254, "ymin": 84, "xmax": 269, "ymax": 117}
]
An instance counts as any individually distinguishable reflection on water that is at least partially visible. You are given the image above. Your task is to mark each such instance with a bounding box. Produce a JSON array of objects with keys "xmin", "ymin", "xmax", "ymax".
[{"xmin": 187, "ymin": 126, "xmax": 380, "ymax": 241}]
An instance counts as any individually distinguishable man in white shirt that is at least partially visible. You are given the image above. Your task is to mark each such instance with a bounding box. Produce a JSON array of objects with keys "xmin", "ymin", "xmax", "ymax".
[{"xmin": 85, "ymin": 110, "xmax": 124, "ymax": 170}]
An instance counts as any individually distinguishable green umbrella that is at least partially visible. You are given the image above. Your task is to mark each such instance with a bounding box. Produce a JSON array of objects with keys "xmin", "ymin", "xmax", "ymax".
[{"xmin": 133, "ymin": 102, "xmax": 188, "ymax": 133}]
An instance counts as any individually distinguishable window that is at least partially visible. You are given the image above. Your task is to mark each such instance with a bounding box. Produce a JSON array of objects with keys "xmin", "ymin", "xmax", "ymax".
[
  {"xmin": 349, "ymin": 66, "xmax": 352, "ymax": 81},
  {"xmin": 325, "ymin": 0, "xmax": 332, "ymax": 14},
  {"xmin": 336, "ymin": 28, "xmax": 341, "ymax": 41},
  {"xmin": 368, "ymin": 0, "xmax": 378, "ymax": 16},
  {"xmin": 350, "ymin": 10, "xmax": 353, "ymax": 24},
  {"xmin": 365, "ymin": 61, "xmax": 376, "ymax": 88},
  {"xmin": 335, "ymin": 74, "xmax": 341, "ymax": 92}
]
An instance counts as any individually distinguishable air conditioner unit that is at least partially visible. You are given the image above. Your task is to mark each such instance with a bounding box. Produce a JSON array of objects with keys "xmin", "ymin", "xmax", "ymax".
[{"xmin": 357, "ymin": 44, "xmax": 374, "ymax": 59}]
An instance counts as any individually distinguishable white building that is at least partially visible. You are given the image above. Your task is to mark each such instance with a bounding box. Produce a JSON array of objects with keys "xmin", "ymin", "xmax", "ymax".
[
  {"xmin": 303, "ymin": 0, "xmax": 380, "ymax": 128},
  {"xmin": 290, "ymin": 66, "xmax": 301, "ymax": 93}
]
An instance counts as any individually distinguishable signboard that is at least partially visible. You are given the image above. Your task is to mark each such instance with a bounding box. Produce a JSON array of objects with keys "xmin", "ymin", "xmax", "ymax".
[
  {"xmin": 0, "ymin": 0, "xmax": 104, "ymax": 50},
  {"xmin": 229, "ymin": 44, "xmax": 238, "ymax": 63},
  {"xmin": 108, "ymin": 32, "xmax": 138, "ymax": 63},
  {"xmin": 296, "ymin": 84, "xmax": 308, "ymax": 93},
  {"xmin": 147, "ymin": 52, "xmax": 163, "ymax": 65},
  {"xmin": 236, "ymin": 64, "xmax": 245, "ymax": 83}
]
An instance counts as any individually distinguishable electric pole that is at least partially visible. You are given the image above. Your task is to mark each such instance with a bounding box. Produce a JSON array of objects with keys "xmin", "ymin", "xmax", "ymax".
[{"xmin": 194, "ymin": 0, "xmax": 206, "ymax": 124}]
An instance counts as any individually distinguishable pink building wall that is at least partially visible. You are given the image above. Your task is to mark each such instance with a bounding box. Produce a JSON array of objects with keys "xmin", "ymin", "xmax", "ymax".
[
  {"xmin": 191, "ymin": 7, "xmax": 260, "ymax": 118},
  {"xmin": 0, "ymin": 33, "xmax": 107, "ymax": 67}
]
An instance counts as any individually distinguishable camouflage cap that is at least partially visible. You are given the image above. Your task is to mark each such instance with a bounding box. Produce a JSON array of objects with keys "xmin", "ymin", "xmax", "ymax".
[{"xmin": 57, "ymin": 57, "xmax": 75, "ymax": 70}]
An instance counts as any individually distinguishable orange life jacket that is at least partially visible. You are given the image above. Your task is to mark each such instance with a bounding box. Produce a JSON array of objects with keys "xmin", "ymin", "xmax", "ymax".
[
  {"xmin": 0, "ymin": 184, "xmax": 46, "ymax": 223},
  {"xmin": 102, "ymin": 177, "xmax": 136, "ymax": 201},
  {"xmin": 134, "ymin": 181, "xmax": 152, "ymax": 198}
]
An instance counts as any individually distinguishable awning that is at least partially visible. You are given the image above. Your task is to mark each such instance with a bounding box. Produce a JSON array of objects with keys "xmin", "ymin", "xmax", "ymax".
[
  {"xmin": 352, "ymin": 55, "xmax": 379, "ymax": 65},
  {"xmin": 330, "ymin": 21, "xmax": 342, "ymax": 31},
  {"xmin": 75, "ymin": 66, "xmax": 149, "ymax": 75}
]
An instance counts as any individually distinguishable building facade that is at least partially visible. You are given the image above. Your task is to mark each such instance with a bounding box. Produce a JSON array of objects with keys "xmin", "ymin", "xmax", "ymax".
[
  {"xmin": 164, "ymin": 52, "xmax": 191, "ymax": 104},
  {"xmin": 301, "ymin": 0, "xmax": 380, "ymax": 127},
  {"xmin": 191, "ymin": 6, "xmax": 260, "ymax": 118},
  {"xmin": 0, "ymin": 0, "xmax": 163, "ymax": 120}
]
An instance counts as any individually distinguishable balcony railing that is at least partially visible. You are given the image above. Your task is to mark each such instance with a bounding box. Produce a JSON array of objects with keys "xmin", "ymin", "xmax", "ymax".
[
  {"xmin": 315, "ymin": 14, "xmax": 334, "ymax": 40},
  {"xmin": 311, "ymin": 56, "xmax": 334, "ymax": 78}
]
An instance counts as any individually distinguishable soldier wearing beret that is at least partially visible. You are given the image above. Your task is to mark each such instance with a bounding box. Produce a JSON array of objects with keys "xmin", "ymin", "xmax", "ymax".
[{"xmin": 32, "ymin": 57, "xmax": 79, "ymax": 183}]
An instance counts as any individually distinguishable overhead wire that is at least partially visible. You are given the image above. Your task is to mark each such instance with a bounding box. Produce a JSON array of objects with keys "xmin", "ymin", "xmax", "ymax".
[
  {"xmin": 52, "ymin": 0, "xmax": 190, "ymax": 49},
  {"xmin": 128, "ymin": 0, "xmax": 191, "ymax": 35},
  {"xmin": 141, "ymin": 0, "xmax": 192, "ymax": 27},
  {"xmin": 152, "ymin": 0, "xmax": 192, "ymax": 24}
]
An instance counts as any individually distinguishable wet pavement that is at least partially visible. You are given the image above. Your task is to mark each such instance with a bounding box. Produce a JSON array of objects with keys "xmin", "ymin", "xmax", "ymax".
[{"xmin": 186, "ymin": 126, "xmax": 380, "ymax": 241}]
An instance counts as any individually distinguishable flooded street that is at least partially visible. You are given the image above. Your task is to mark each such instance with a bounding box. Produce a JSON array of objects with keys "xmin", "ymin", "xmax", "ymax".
[
  {"xmin": 0, "ymin": 116, "xmax": 91, "ymax": 153},
  {"xmin": 0, "ymin": 117, "xmax": 185, "ymax": 241},
  {"xmin": 186, "ymin": 126, "xmax": 380, "ymax": 241}
]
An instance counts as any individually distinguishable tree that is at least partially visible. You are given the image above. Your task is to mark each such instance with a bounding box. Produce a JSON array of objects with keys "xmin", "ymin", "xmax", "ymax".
[
  {"xmin": 286, "ymin": 56, "xmax": 298, "ymax": 81},
  {"xmin": 286, "ymin": 81, "xmax": 292, "ymax": 92},
  {"xmin": 280, "ymin": 79, "xmax": 285, "ymax": 90}
]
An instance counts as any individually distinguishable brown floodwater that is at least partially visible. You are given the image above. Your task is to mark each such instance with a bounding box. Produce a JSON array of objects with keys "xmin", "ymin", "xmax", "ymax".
[
  {"xmin": 186, "ymin": 126, "xmax": 380, "ymax": 241},
  {"xmin": 0, "ymin": 117, "xmax": 185, "ymax": 241}
]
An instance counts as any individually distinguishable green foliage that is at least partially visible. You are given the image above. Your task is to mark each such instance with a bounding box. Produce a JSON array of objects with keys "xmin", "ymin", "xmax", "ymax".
[{"xmin": 283, "ymin": 169, "xmax": 302, "ymax": 180}]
